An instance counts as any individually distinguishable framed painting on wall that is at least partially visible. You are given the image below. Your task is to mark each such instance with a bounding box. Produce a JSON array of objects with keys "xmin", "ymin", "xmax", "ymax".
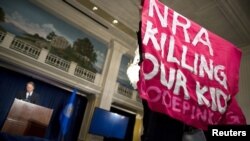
[{"xmin": 0, "ymin": 0, "xmax": 108, "ymax": 74}]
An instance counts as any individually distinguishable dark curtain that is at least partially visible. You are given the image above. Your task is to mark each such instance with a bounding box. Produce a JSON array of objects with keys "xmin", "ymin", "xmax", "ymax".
[
  {"xmin": 0, "ymin": 66, "xmax": 88, "ymax": 141},
  {"xmin": 104, "ymin": 107, "xmax": 136, "ymax": 141}
]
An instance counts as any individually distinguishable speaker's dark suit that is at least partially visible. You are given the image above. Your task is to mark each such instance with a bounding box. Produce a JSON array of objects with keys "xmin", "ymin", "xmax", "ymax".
[{"xmin": 16, "ymin": 91, "xmax": 39, "ymax": 104}]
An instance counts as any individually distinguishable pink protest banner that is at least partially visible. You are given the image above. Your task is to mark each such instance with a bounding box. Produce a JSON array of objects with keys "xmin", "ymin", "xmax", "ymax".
[{"xmin": 137, "ymin": 0, "xmax": 246, "ymax": 130}]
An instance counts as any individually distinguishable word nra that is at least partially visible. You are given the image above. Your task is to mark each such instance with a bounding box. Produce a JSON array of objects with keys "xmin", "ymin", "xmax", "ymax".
[
  {"xmin": 142, "ymin": 0, "xmax": 230, "ymax": 114},
  {"xmin": 212, "ymin": 129, "xmax": 246, "ymax": 136}
]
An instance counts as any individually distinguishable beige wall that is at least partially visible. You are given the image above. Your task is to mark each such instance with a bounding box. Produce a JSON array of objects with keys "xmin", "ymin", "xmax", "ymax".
[{"xmin": 237, "ymin": 46, "xmax": 250, "ymax": 124}]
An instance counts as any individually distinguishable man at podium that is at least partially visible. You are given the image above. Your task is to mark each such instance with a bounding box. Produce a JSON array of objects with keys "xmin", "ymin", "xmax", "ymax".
[
  {"xmin": 16, "ymin": 81, "xmax": 39, "ymax": 104},
  {"xmin": 1, "ymin": 81, "xmax": 53, "ymax": 139}
]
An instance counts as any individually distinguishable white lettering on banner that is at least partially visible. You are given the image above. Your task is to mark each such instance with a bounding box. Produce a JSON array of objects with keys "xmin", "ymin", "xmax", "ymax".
[
  {"xmin": 209, "ymin": 87, "xmax": 217, "ymax": 111},
  {"xmin": 216, "ymin": 89, "xmax": 228, "ymax": 114},
  {"xmin": 167, "ymin": 36, "xmax": 180, "ymax": 65},
  {"xmin": 195, "ymin": 81, "xmax": 230, "ymax": 113},
  {"xmin": 143, "ymin": 34, "xmax": 229, "ymax": 87},
  {"xmin": 172, "ymin": 96, "xmax": 182, "ymax": 112},
  {"xmin": 193, "ymin": 53, "xmax": 199, "ymax": 75},
  {"xmin": 214, "ymin": 65, "xmax": 228, "ymax": 90},
  {"xmin": 195, "ymin": 82, "xmax": 230, "ymax": 113},
  {"xmin": 225, "ymin": 112, "xmax": 240, "ymax": 124},
  {"xmin": 172, "ymin": 11, "xmax": 191, "ymax": 43},
  {"xmin": 149, "ymin": 0, "xmax": 168, "ymax": 27},
  {"xmin": 143, "ymin": 51, "xmax": 230, "ymax": 113},
  {"xmin": 147, "ymin": 86, "xmax": 218, "ymax": 123},
  {"xmin": 144, "ymin": 27, "xmax": 229, "ymax": 89},
  {"xmin": 162, "ymin": 91, "xmax": 171, "ymax": 107},
  {"xmin": 146, "ymin": 86, "xmax": 161, "ymax": 102},
  {"xmin": 196, "ymin": 107, "xmax": 207, "ymax": 122},
  {"xmin": 173, "ymin": 69, "xmax": 190, "ymax": 100},
  {"xmin": 147, "ymin": 0, "xmax": 214, "ymax": 55},
  {"xmin": 183, "ymin": 101, "xmax": 190, "ymax": 114},
  {"xmin": 196, "ymin": 81, "xmax": 210, "ymax": 107},
  {"xmin": 199, "ymin": 55, "xmax": 214, "ymax": 80},
  {"xmin": 140, "ymin": 0, "xmax": 235, "ymax": 126},
  {"xmin": 143, "ymin": 21, "xmax": 168, "ymax": 53},
  {"xmin": 160, "ymin": 62, "xmax": 175, "ymax": 89},
  {"xmin": 144, "ymin": 54, "xmax": 191, "ymax": 99},
  {"xmin": 143, "ymin": 21, "xmax": 228, "ymax": 90},
  {"xmin": 144, "ymin": 53, "xmax": 159, "ymax": 80},
  {"xmin": 143, "ymin": 21, "xmax": 160, "ymax": 50},
  {"xmin": 192, "ymin": 27, "xmax": 213, "ymax": 56}
]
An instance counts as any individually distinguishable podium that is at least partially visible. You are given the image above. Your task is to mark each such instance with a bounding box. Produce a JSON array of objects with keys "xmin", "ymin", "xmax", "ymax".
[{"xmin": 1, "ymin": 98, "xmax": 53, "ymax": 137}]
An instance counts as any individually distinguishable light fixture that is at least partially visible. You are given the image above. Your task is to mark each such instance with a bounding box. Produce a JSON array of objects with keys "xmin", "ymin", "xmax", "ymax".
[
  {"xmin": 92, "ymin": 6, "xmax": 98, "ymax": 11},
  {"xmin": 112, "ymin": 19, "xmax": 118, "ymax": 24}
]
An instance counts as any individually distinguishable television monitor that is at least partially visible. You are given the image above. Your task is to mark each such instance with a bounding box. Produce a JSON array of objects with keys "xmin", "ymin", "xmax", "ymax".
[{"xmin": 88, "ymin": 107, "xmax": 129, "ymax": 139}]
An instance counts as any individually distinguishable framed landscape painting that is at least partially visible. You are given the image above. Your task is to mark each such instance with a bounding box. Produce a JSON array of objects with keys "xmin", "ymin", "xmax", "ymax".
[{"xmin": 0, "ymin": 0, "xmax": 108, "ymax": 73}]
